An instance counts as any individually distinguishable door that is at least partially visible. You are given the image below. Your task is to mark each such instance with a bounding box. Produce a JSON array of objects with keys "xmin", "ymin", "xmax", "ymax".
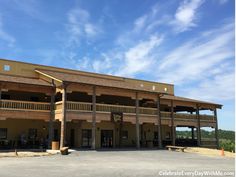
[
  {"xmin": 82, "ymin": 129, "xmax": 92, "ymax": 148},
  {"xmin": 101, "ymin": 130, "xmax": 113, "ymax": 148},
  {"xmin": 70, "ymin": 129, "xmax": 75, "ymax": 147}
]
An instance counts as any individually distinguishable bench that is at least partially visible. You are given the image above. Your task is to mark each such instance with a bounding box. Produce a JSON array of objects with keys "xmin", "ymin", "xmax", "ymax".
[
  {"xmin": 166, "ymin": 145, "xmax": 186, "ymax": 152},
  {"xmin": 60, "ymin": 147, "xmax": 69, "ymax": 155}
]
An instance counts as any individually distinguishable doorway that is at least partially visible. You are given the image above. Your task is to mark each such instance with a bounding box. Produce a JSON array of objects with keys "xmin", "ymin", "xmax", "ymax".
[
  {"xmin": 101, "ymin": 130, "xmax": 113, "ymax": 148},
  {"xmin": 82, "ymin": 129, "xmax": 92, "ymax": 148},
  {"xmin": 70, "ymin": 129, "xmax": 75, "ymax": 147}
]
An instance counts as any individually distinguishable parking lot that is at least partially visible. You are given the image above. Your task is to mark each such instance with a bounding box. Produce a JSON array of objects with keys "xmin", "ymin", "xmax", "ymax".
[{"xmin": 0, "ymin": 150, "xmax": 234, "ymax": 177}]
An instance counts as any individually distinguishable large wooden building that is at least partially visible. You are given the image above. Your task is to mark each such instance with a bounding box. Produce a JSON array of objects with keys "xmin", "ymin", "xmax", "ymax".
[{"xmin": 0, "ymin": 59, "xmax": 221, "ymax": 150}]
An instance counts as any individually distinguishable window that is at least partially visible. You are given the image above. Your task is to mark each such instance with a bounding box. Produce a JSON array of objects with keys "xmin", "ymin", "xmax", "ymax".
[
  {"xmin": 28, "ymin": 129, "xmax": 37, "ymax": 140},
  {"xmin": 0, "ymin": 128, "xmax": 7, "ymax": 139},
  {"xmin": 3, "ymin": 65, "xmax": 10, "ymax": 71},
  {"xmin": 121, "ymin": 130, "xmax": 128, "ymax": 139}
]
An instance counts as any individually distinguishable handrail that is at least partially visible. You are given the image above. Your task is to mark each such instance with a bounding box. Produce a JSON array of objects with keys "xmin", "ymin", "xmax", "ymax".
[
  {"xmin": 53, "ymin": 101, "xmax": 215, "ymax": 121},
  {"xmin": 1, "ymin": 99, "xmax": 50, "ymax": 105},
  {"xmin": 0, "ymin": 99, "xmax": 50, "ymax": 111}
]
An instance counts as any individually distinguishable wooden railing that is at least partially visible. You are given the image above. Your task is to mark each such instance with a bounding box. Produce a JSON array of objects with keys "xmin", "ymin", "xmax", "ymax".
[
  {"xmin": 200, "ymin": 115, "xmax": 215, "ymax": 121},
  {"xmin": 174, "ymin": 113, "xmax": 196, "ymax": 119},
  {"xmin": 201, "ymin": 139, "xmax": 217, "ymax": 146},
  {"xmin": 0, "ymin": 99, "xmax": 50, "ymax": 111},
  {"xmin": 96, "ymin": 103, "xmax": 135, "ymax": 113},
  {"xmin": 0, "ymin": 100, "xmax": 215, "ymax": 121},
  {"xmin": 67, "ymin": 101, "xmax": 92, "ymax": 111},
  {"xmin": 61, "ymin": 102, "xmax": 214, "ymax": 121}
]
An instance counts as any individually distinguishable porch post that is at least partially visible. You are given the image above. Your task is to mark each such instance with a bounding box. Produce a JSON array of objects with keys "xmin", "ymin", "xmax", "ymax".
[
  {"xmin": 171, "ymin": 100, "xmax": 175, "ymax": 146},
  {"xmin": 91, "ymin": 86, "xmax": 96, "ymax": 150},
  {"xmin": 48, "ymin": 86, "xmax": 55, "ymax": 149},
  {"xmin": 214, "ymin": 108, "xmax": 219, "ymax": 149},
  {"xmin": 60, "ymin": 83, "xmax": 67, "ymax": 149},
  {"xmin": 157, "ymin": 94, "xmax": 162, "ymax": 148},
  {"xmin": 191, "ymin": 127, "xmax": 194, "ymax": 140},
  {"xmin": 135, "ymin": 92, "xmax": 140, "ymax": 149},
  {"xmin": 0, "ymin": 87, "xmax": 1, "ymax": 108},
  {"xmin": 196, "ymin": 104, "xmax": 201, "ymax": 146}
]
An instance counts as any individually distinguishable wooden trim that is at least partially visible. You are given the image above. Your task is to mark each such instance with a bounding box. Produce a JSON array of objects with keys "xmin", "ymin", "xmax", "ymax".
[
  {"xmin": 91, "ymin": 86, "xmax": 96, "ymax": 149},
  {"xmin": 35, "ymin": 70, "xmax": 63, "ymax": 83}
]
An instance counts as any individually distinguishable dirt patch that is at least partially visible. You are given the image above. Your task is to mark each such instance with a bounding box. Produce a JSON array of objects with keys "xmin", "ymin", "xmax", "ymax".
[
  {"xmin": 0, "ymin": 151, "xmax": 58, "ymax": 158},
  {"xmin": 185, "ymin": 147, "xmax": 235, "ymax": 158}
]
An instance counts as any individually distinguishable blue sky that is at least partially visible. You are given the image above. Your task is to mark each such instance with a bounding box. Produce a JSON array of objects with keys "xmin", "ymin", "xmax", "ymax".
[{"xmin": 0, "ymin": 0, "xmax": 234, "ymax": 130}]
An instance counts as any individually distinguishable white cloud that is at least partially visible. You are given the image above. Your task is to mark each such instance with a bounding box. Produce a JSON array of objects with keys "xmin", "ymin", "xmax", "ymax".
[
  {"xmin": 66, "ymin": 7, "xmax": 101, "ymax": 46},
  {"xmin": 116, "ymin": 35, "xmax": 163, "ymax": 76},
  {"xmin": 153, "ymin": 20, "xmax": 234, "ymax": 103},
  {"xmin": 157, "ymin": 21, "xmax": 234, "ymax": 85},
  {"xmin": 0, "ymin": 16, "xmax": 15, "ymax": 47},
  {"xmin": 183, "ymin": 70, "xmax": 235, "ymax": 102},
  {"xmin": 171, "ymin": 0, "xmax": 204, "ymax": 32}
]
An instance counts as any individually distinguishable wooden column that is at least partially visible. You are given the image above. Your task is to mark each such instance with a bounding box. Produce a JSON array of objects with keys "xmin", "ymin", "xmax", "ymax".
[
  {"xmin": 60, "ymin": 84, "xmax": 67, "ymax": 149},
  {"xmin": 214, "ymin": 108, "xmax": 219, "ymax": 149},
  {"xmin": 48, "ymin": 87, "xmax": 55, "ymax": 149},
  {"xmin": 171, "ymin": 100, "xmax": 175, "ymax": 146},
  {"xmin": 91, "ymin": 86, "xmax": 96, "ymax": 150},
  {"xmin": 196, "ymin": 104, "xmax": 201, "ymax": 147},
  {"xmin": 0, "ymin": 87, "xmax": 2, "ymax": 108},
  {"xmin": 191, "ymin": 127, "xmax": 194, "ymax": 140},
  {"xmin": 157, "ymin": 95, "xmax": 162, "ymax": 148},
  {"xmin": 135, "ymin": 92, "xmax": 140, "ymax": 149}
]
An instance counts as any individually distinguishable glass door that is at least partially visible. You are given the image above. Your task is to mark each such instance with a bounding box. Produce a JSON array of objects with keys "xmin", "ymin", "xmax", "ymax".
[
  {"xmin": 82, "ymin": 129, "xmax": 92, "ymax": 148},
  {"xmin": 101, "ymin": 130, "xmax": 113, "ymax": 148}
]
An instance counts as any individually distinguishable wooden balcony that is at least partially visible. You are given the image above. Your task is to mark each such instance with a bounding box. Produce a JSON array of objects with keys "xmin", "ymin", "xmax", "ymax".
[
  {"xmin": 0, "ymin": 99, "xmax": 51, "ymax": 121},
  {"xmin": 54, "ymin": 101, "xmax": 215, "ymax": 123},
  {"xmin": 0, "ymin": 100, "xmax": 215, "ymax": 124}
]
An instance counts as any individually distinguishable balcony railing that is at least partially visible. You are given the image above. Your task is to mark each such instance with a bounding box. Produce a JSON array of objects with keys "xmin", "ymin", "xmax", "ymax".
[
  {"xmin": 0, "ymin": 100, "xmax": 214, "ymax": 121},
  {"xmin": 0, "ymin": 99, "xmax": 50, "ymax": 111},
  {"xmin": 53, "ymin": 101, "xmax": 214, "ymax": 121}
]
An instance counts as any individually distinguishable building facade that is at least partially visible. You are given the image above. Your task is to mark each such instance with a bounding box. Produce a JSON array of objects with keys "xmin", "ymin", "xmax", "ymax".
[{"xmin": 0, "ymin": 59, "xmax": 221, "ymax": 150}]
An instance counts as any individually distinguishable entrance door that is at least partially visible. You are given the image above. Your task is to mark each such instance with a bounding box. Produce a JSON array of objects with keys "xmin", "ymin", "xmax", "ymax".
[
  {"xmin": 82, "ymin": 129, "xmax": 92, "ymax": 148},
  {"xmin": 70, "ymin": 129, "xmax": 75, "ymax": 147},
  {"xmin": 101, "ymin": 130, "xmax": 113, "ymax": 148}
]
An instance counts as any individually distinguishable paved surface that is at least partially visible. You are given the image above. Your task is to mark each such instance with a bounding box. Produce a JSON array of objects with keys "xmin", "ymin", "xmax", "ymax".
[{"xmin": 0, "ymin": 150, "xmax": 234, "ymax": 177}]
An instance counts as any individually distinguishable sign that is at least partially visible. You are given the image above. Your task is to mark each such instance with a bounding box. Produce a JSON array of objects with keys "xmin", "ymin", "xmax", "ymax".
[{"xmin": 111, "ymin": 112, "xmax": 123, "ymax": 123}]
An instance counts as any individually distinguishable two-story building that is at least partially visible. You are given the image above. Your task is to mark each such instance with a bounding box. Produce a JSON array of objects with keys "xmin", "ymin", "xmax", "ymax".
[{"xmin": 0, "ymin": 59, "xmax": 221, "ymax": 150}]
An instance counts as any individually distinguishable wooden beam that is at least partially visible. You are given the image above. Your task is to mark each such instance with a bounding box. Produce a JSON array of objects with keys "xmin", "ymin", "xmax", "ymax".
[
  {"xmin": 135, "ymin": 92, "xmax": 140, "ymax": 149},
  {"xmin": 48, "ymin": 83, "xmax": 55, "ymax": 148},
  {"xmin": 171, "ymin": 100, "xmax": 175, "ymax": 146},
  {"xmin": 214, "ymin": 108, "xmax": 219, "ymax": 149},
  {"xmin": 157, "ymin": 94, "xmax": 162, "ymax": 148},
  {"xmin": 196, "ymin": 104, "xmax": 201, "ymax": 147},
  {"xmin": 91, "ymin": 86, "xmax": 96, "ymax": 149},
  {"xmin": 60, "ymin": 83, "xmax": 67, "ymax": 149}
]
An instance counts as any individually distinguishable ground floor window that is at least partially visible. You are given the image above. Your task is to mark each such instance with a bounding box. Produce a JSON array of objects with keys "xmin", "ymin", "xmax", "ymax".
[
  {"xmin": 0, "ymin": 128, "xmax": 7, "ymax": 139},
  {"xmin": 121, "ymin": 130, "xmax": 128, "ymax": 139}
]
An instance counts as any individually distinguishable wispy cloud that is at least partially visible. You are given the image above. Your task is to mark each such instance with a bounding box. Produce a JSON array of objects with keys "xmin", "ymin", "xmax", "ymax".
[
  {"xmin": 66, "ymin": 7, "xmax": 101, "ymax": 47},
  {"xmin": 155, "ymin": 20, "xmax": 234, "ymax": 102},
  {"xmin": 171, "ymin": 0, "xmax": 204, "ymax": 32},
  {"xmin": 157, "ymin": 21, "xmax": 234, "ymax": 85},
  {"xmin": 183, "ymin": 70, "xmax": 234, "ymax": 102},
  {"xmin": 116, "ymin": 35, "xmax": 163, "ymax": 76},
  {"xmin": 0, "ymin": 16, "xmax": 15, "ymax": 47}
]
